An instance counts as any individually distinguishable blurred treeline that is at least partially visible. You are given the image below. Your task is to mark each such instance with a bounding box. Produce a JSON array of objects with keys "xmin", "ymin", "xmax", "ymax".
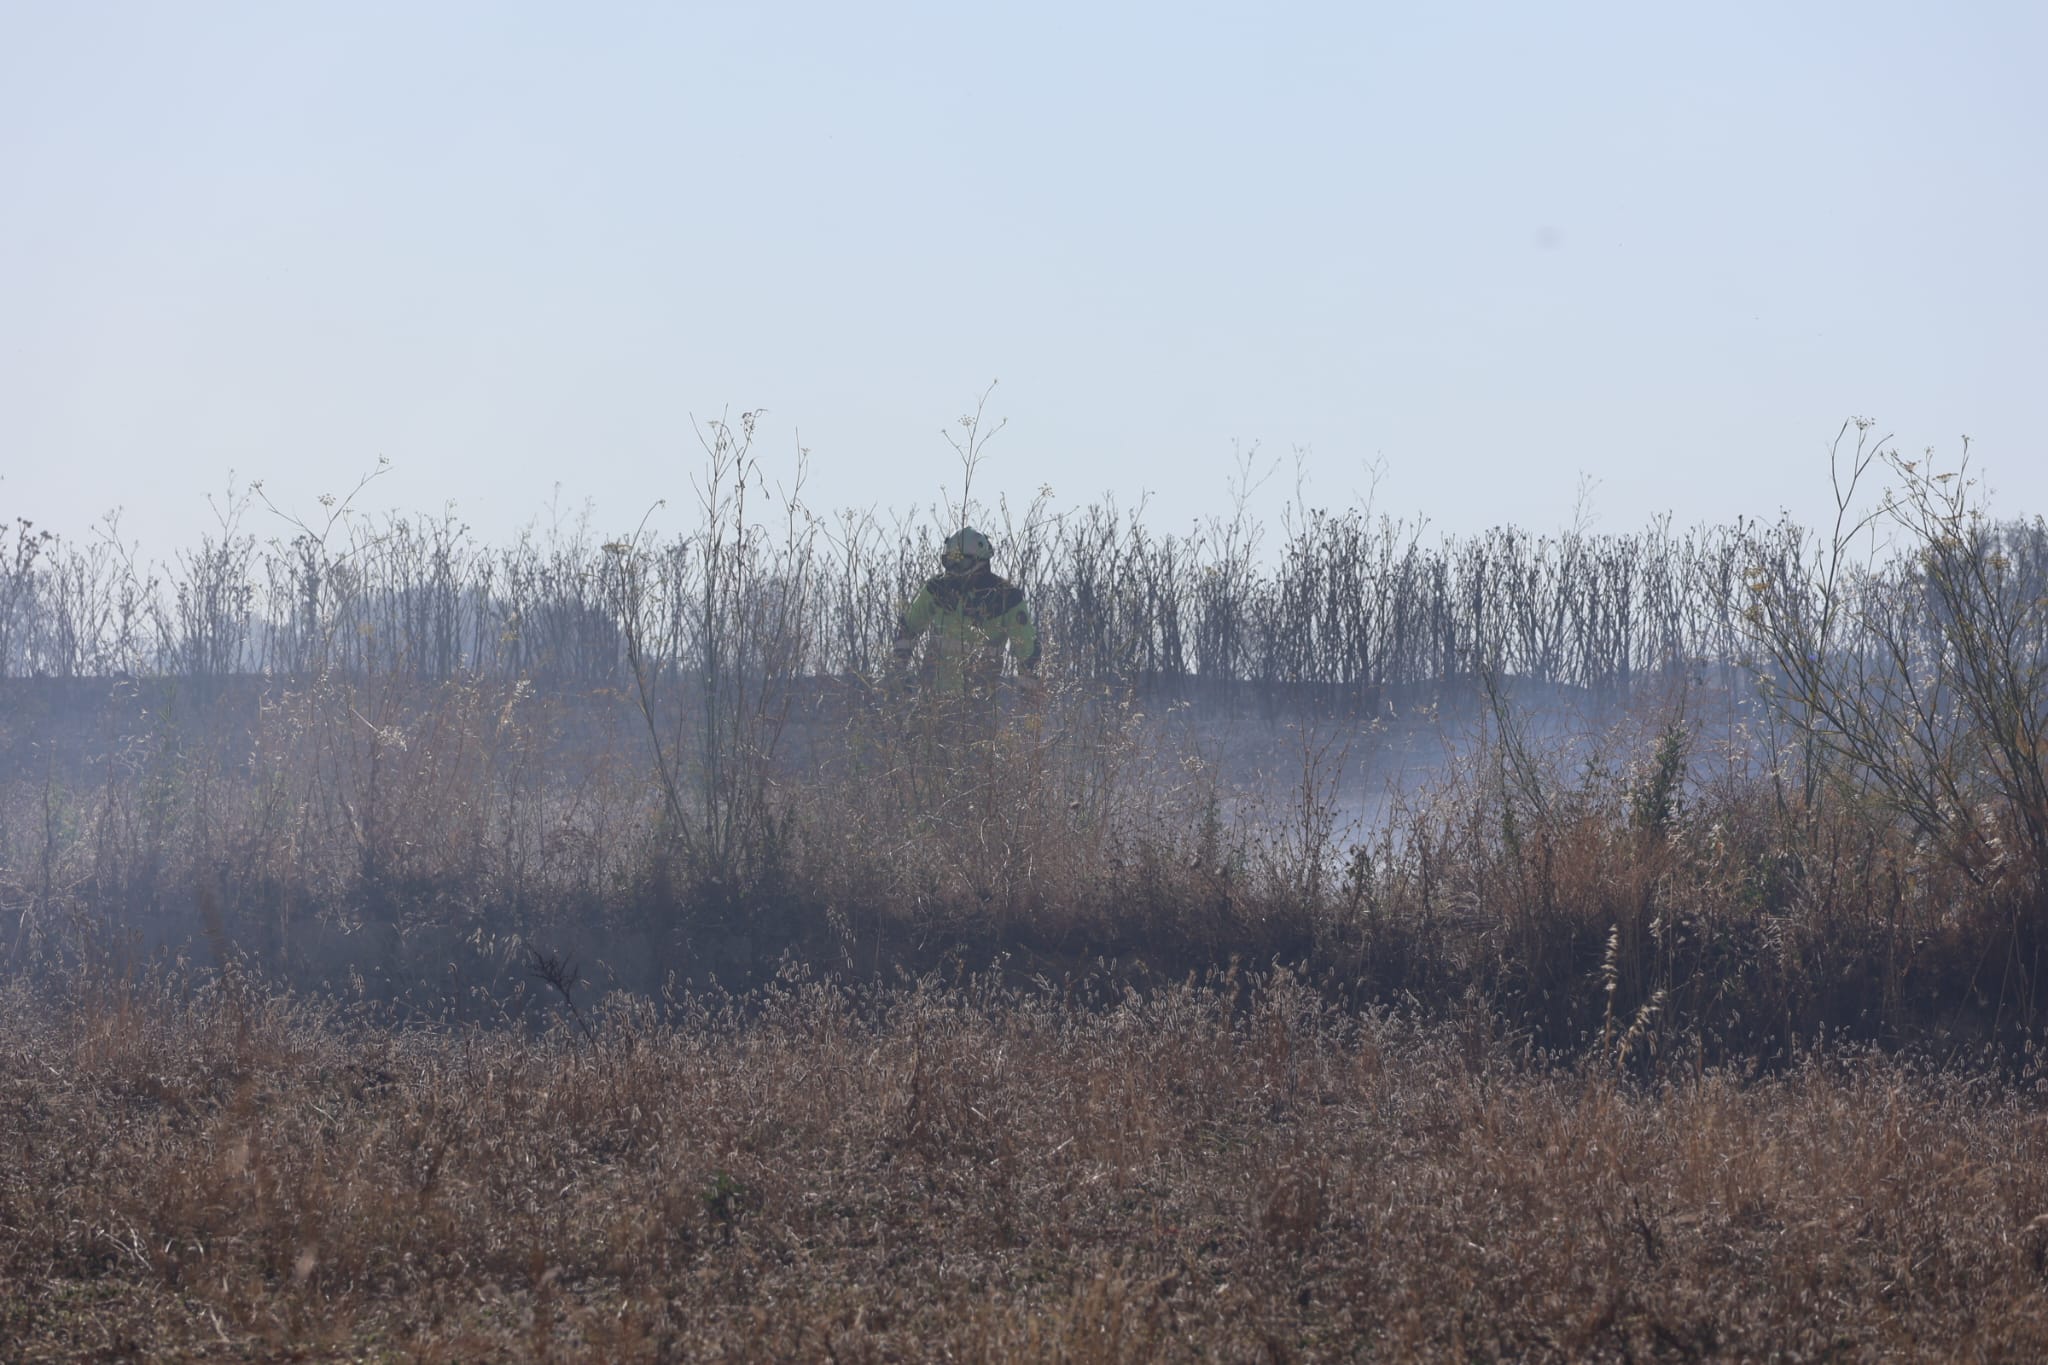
[{"xmin": 5, "ymin": 479, "xmax": 2041, "ymax": 704}]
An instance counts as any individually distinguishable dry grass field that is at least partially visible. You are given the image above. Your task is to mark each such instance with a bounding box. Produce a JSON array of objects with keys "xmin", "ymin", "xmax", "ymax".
[
  {"xmin": 6, "ymin": 440, "xmax": 2048, "ymax": 1357},
  {"xmin": 5, "ymin": 964, "xmax": 2048, "ymax": 1362}
]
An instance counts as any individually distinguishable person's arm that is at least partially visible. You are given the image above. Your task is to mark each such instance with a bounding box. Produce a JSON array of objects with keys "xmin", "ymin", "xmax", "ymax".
[
  {"xmin": 1003, "ymin": 595, "xmax": 1041, "ymax": 674},
  {"xmin": 894, "ymin": 587, "xmax": 936, "ymax": 667}
]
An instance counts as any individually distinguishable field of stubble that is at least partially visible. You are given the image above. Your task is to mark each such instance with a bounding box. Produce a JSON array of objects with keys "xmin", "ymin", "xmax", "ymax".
[{"xmin": 5, "ymin": 964, "xmax": 2047, "ymax": 1363}]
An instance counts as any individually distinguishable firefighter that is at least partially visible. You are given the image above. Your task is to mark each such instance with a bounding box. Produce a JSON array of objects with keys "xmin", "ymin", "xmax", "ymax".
[{"xmin": 893, "ymin": 526, "xmax": 1041, "ymax": 696}]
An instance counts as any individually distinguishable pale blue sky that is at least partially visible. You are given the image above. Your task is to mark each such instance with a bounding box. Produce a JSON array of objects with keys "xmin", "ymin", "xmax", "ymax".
[{"xmin": 3, "ymin": 1, "xmax": 2042, "ymax": 555}]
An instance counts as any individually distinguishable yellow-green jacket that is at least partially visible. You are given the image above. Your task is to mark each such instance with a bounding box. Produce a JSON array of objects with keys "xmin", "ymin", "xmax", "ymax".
[{"xmin": 894, "ymin": 566, "xmax": 1041, "ymax": 691}]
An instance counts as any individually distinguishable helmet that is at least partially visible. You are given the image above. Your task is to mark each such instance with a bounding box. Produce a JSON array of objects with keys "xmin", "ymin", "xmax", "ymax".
[{"xmin": 942, "ymin": 526, "xmax": 993, "ymax": 572}]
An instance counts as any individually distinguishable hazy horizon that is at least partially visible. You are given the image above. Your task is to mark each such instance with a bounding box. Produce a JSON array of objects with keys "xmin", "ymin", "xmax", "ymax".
[{"xmin": 5, "ymin": 2, "xmax": 2043, "ymax": 556}]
